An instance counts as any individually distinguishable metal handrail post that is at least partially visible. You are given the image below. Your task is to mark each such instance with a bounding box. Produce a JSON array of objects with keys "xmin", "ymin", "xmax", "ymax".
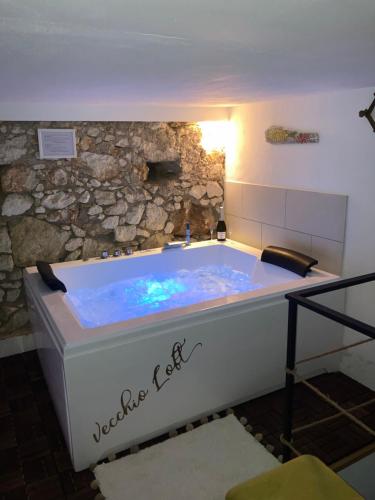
[{"xmin": 282, "ymin": 299, "xmax": 298, "ymax": 461}]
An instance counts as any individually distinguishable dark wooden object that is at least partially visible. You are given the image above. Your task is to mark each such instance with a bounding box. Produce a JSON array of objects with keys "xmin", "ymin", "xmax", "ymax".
[{"xmin": 359, "ymin": 93, "xmax": 375, "ymax": 133}]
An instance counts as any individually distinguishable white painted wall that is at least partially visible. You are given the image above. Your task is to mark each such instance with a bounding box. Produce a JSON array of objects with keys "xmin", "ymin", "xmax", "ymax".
[
  {"xmin": 0, "ymin": 103, "xmax": 230, "ymax": 122},
  {"xmin": 227, "ymin": 87, "xmax": 375, "ymax": 389}
]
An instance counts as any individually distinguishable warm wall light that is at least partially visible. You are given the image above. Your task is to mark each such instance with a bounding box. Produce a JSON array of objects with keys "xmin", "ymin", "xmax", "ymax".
[{"xmin": 198, "ymin": 120, "xmax": 235, "ymax": 154}]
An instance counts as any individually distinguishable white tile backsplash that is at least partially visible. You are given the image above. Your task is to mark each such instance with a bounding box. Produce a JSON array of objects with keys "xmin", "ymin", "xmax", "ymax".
[
  {"xmin": 242, "ymin": 184, "xmax": 286, "ymax": 227},
  {"xmin": 261, "ymin": 224, "xmax": 312, "ymax": 254},
  {"xmin": 226, "ymin": 215, "xmax": 262, "ymax": 249},
  {"xmin": 285, "ymin": 190, "xmax": 347, "ymax": 242},
  {"xmin": 225, "ymin": 182, "xmax": 242, "ymax": 217},
  {"xmin": 225, "ymin": 181, "xmax": 348, "ymax": 274},
  {"xmin": 311, "ymin": 236, "xmax": 344, "ymax": 275}
]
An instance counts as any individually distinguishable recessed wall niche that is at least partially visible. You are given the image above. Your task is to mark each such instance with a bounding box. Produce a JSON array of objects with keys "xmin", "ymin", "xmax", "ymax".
[{"xmin": 146, "ymin": 160, "xmax": 182, "ymax": 183}]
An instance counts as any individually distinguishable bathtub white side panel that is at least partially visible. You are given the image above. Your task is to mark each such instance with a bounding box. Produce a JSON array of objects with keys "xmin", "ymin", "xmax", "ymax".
[
  {"xmin": 64, "ymin": 291, "xmax": 344, "ymax": 471},
  {"xmin": 25, "ymin": 284, "xmax": 72, "ymax": 456}
]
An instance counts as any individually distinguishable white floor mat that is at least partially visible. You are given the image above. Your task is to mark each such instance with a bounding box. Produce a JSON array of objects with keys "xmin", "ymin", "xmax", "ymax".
[{"xmin": 94, "ymin": 415, "xmax": 279, "ymax": 500}]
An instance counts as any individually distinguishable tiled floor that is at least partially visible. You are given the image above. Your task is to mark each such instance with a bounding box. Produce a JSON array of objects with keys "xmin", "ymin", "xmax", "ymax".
[
  {"xmin": 1, "ymin": 351, "xmax": 374, "ymax": 499},
  {"xmin": 0, "ymin": 351, "xmax": 94, "ymax": 500},
  {"xmin": 236, "ymin": 371, "xmax": 375, "ymax": 465}
]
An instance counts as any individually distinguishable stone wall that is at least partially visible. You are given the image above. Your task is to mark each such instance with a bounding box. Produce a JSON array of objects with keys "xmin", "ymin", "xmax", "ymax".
[{"xmin": 0, "ymin": 122, "xmax": 225, "ymax": 339}]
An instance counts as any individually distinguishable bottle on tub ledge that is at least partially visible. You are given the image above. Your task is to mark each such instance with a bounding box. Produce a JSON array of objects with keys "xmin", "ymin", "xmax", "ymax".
[
  {"xmin": 216, "ymin": 205, "xmax": 227, "ymax": 242},
  {"xmin": 185, "ymin": 222, "xmax": 191, "ymax": 246}
]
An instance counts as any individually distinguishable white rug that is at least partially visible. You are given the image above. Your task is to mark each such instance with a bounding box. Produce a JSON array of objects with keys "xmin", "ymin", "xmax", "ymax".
[{"xmin": 94, "ymin": 415, "xmax": 279, "ymax": 500}]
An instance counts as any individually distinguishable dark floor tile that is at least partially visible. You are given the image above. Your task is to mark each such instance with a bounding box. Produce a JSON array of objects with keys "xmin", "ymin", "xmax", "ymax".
[
  {"xmin": 0, "ymin": 395, "xmax": 11, "ymax": 419},
  {"xmin": 26, "ymin": 477, "xmax": 65, "ymax": 500},
  {"xmin": 0, "ymin": 486, "xmax": 27, "ymax": 500},
  {"xmin": 234, "ymin": 372, "xmax": 375, "ymax": 466},
  {"xmin": 0, "ymin": 478, "xmax": 25, "ymax": 497},
  {"xmin": 17, "ymin": 435, "xmax": 50, "ymax": 460},
  {"xmin": 36, "ymin": 398, "xmax": 60, "ymax": 421},
  {"xmin": 31, "ymin": 377, "xmax": 49, "ymax": 395},
  {"xmin": 54, "ymin": 451, "xmax": 75, "ymax": 474},
  {"xmin": 0, "ymin": 448, "xmax": 21, "ymax": 483},
  {"xmin": 9, "ymin": 393, "xmax": 39, "ymax": 414},
  {"xmin": 13, "ymin": 407, "xmax": 42, "ymax": 434},
  {"xmin": 65, "ymin": 488, "xmax": 96, "ymax": 500},
  {"xmin": 44, "ymin": 424, "xmax": 66, "ymax": 452},
  {"xmin": 0, "ymin": 416, "xmax": 17, "ymax": 450},
  {"xmin": 1, "ymin": 356, "xmax": 27, "ymax": 381},
  {"xmin": 22, "ymin": 454, "xmax": 57, "ymax": 484},
  {"xmin": 59, "ymin": 469, "xmax": 94, "ymax": 497},
  {"xmin": 5, "ymin": 374, "xmax": 32, "ymax": 401},
  {"xmin": 14, "ymin": 421, "xmax": 45, "ymax": 446}
]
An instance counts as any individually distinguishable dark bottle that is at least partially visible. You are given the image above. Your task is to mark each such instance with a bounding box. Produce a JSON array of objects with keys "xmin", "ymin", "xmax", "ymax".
[{"xmin": 216, "ymin": 205, "xmax": 226, "ymax": 241}]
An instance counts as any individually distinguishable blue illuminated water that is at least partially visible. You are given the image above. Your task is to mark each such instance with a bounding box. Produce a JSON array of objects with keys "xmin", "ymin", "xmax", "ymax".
[{"xmin": 67, "ymin": 265, "xmax": 263, "ymax": 328}]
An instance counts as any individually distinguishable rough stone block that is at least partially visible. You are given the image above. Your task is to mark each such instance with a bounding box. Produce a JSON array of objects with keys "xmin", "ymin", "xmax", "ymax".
[
  {"xmin": 1, "ymin": 165, "xmax": 37, "ymax": 192},
  {"xmin": 114, "ymin": 225, "xmax": 137, "ymax": 242},
  {"xmin": 0, "ymin": 135, "xmax": 27, "ymax": 164},
  {"xmin": 94, "ymin": 190, "xmax": 116, "ymax": 206},
  {"xmin": 0, "ymin": 255, "xmax": 14, "ymax": 272},
  {"xmin": 9, "ymin": 217, "xmax": 70, "ymax": 267},
  {"xmin": 0, "ymin": 226, "xmax": 12, "ymax": 253},
  {"xmin": 81, "ymin": 152, "xmax": 120, "ymax": 181},
  {"xmin": 145, "ymin": 203, "xmax": 168, "ymax": 231},
  {"xmin": 2, "ymin": 194, "xmax": 33, "ymax": 216},
  {"xmin": 42, "ymin": 192, "xmax": 76, "ymax": 210}
]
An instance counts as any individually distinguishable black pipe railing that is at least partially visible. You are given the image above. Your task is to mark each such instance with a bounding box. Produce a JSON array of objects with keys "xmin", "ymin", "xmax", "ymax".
[{"xmin": 282, "ymin": 273, "xmax": 375, "ymax": 461}]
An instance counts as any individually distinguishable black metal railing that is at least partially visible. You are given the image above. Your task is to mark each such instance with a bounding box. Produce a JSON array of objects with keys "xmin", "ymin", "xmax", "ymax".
[{"xmin": 282, "ymin": 273, "xmax": 375, "ymax": 462}]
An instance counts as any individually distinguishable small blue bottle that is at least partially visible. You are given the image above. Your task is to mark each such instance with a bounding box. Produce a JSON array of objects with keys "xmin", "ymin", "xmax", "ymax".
[{"xmin": 186, "ymin": 222, "xmax": 191, "ymax": 246}]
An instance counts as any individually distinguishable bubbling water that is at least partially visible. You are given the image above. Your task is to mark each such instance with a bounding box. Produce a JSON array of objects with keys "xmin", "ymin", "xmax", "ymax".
[{"xmin": 67, "ymin": 265, "xmax": 263, "ymax": 328}]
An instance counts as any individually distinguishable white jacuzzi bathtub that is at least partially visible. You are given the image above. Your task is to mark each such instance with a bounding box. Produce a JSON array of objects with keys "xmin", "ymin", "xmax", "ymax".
[{"xmin": 24, "ymin": 240, "xmax": 344, "ymax": 471}]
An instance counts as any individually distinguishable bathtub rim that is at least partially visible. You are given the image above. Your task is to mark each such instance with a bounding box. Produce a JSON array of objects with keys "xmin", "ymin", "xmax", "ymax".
[{"xmin": 24, "ymin": 239, "xmax": 339, "ymax": 356}]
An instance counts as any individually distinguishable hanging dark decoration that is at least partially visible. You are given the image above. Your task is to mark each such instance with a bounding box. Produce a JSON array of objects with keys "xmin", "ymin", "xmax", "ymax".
[{"xmin": 359, "ymin": 93, "xmax": 375, "ymax": 133}]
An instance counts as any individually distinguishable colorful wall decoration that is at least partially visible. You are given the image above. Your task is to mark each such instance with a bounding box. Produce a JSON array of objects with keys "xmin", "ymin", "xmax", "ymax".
[{"xmin": 265, "ymin": 126, "xmax": 319, "ymax": 144}]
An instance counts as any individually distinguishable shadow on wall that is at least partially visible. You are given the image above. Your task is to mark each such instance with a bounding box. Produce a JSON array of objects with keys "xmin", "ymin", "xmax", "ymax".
[{"xmin": 0, "ymin": 121, "xmax": 225, "ymax": 339}]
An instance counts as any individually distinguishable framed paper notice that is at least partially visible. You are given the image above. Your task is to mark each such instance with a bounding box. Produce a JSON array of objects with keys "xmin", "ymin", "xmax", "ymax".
[{"xmin": 38, "ymin": 128, "xmax": 77, "ymax": 159}]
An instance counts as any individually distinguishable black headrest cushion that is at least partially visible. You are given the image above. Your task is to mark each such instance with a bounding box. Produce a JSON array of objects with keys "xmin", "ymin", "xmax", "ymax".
[
  {"xmin": 36, "ymin": 261, "xmax": 67, "ymax": 293},
  {"xmin": 261, "ymin": 246, "xmax": 318, "ymax": 277}
]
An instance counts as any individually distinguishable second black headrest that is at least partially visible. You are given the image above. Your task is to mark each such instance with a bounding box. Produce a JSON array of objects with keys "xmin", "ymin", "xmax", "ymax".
[{"xmin": 261, "ymin": 246, "xmax": 318, "ymax": 277}]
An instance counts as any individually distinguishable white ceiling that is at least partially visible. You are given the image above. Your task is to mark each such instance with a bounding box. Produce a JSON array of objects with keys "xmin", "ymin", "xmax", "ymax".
[{"xmin": 1, "ymin": 0, "xmax": 375, "ymax": 107}]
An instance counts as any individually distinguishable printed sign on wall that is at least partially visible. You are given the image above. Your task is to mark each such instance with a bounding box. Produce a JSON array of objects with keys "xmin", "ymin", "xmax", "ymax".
[{"xmin": 38, "ymin": 128, "xmax": 77, "ymax": 159}]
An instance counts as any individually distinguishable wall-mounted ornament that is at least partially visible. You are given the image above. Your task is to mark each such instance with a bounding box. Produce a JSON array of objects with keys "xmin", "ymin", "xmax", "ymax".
[
  {"xmin": 265, "ymin": 126, "xmax": 319, "ymax": 144},
  {"xmin": 359, "ymin": 93, "xmax": 375, "ymax": 133}
]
